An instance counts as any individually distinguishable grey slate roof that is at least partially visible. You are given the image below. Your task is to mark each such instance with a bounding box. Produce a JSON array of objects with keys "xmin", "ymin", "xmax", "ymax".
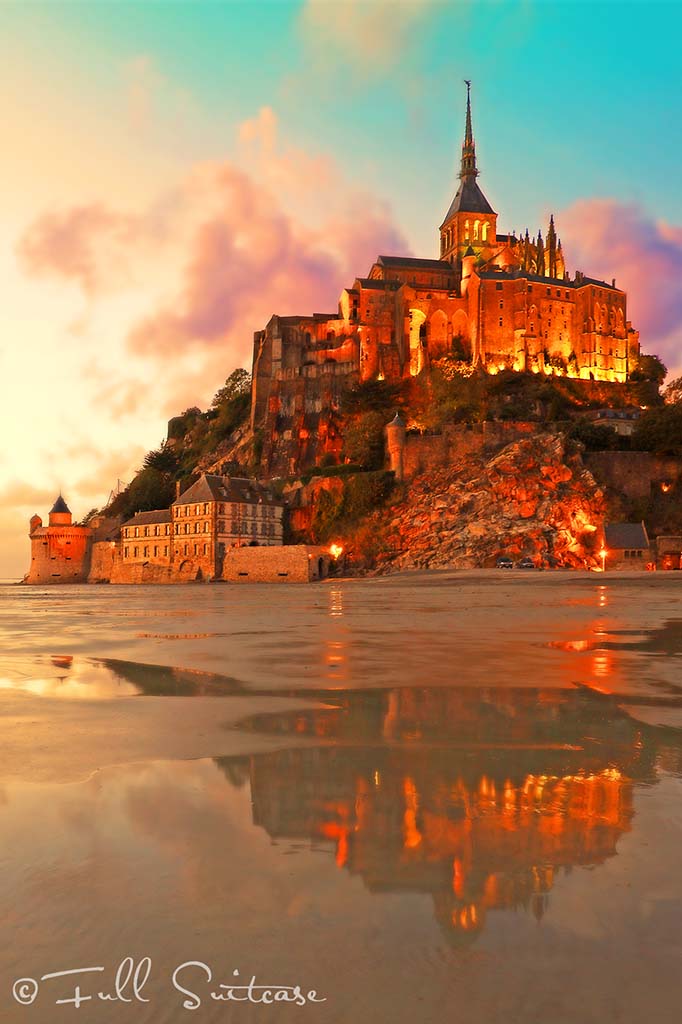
[
  {"xmin": 355, "ymin": 277, "xmax": 402, "ymax": 291},
  {"xmin": 175, "ymin": 474, "xmax": 282, "ymax": 507},
  {"xmin": 123, "ymin": 509, "xmax": 172, "ymax": 528},
  {"xmin": 50, "ymin": 494, "xmax": 70, "ymax": 514},
  {"xmin": 441, "ymin": 178, "xmax": 496, "ymax": 225},
  {"xmin": 376, "ymin": 255, "xmax": 452, "ymax": 272},
  {"xmin": 604, "ymin": 522, "xmax": 650, "ymax": 550}
]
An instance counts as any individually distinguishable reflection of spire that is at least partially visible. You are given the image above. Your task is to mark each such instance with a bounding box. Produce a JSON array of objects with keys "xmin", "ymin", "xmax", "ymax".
[{"xmin": 460, "ymin": 80, "xmax": 478, "ymax": 180}]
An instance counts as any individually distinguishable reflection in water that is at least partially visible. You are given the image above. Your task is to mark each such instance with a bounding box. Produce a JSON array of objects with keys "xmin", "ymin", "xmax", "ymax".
[{"xmin": 213, "ymin": 685, "xmax": 681, "ymax": 946}]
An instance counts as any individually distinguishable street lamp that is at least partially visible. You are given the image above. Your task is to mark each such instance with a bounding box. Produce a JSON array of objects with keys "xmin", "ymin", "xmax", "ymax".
[{"xmin": 600, "ymin": 546, "xmax": 607, "ymax": 573}]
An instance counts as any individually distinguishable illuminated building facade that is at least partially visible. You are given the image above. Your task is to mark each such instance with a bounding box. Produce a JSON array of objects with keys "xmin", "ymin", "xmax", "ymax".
[{"xmin": 251, "ymin": 84, "xmax": 641, "ymax": 459}]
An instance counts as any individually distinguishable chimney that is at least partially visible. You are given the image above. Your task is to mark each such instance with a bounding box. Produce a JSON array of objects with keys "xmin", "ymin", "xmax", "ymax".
[{"xmin": 175, "ymin": 480, "xmax": 181, "ymax": 501}]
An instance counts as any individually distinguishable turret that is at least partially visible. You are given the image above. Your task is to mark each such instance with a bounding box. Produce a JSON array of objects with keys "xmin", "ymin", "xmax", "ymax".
[
  {"xmin": 48, "ymin": 494, "xmax": 72, "ymax": 527},
  {"xmin": 385, "ymin": 411, "xmax": 406, "ymax": 482}
]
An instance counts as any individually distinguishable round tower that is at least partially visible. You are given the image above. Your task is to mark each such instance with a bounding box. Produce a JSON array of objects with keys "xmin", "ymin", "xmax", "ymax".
[{"xmin": 385, "ymin": 411, "xmax": 406, "ymax": 481}]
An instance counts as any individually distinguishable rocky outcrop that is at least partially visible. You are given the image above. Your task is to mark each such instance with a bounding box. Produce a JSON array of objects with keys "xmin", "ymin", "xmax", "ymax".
[{"xmin": 371, "ymin": 432, "xmax": 605, "ymax": 572}]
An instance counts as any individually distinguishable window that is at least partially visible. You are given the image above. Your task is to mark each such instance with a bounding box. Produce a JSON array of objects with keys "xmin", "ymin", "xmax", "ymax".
[
  {"xmin": 184, "ymin": 544, "xmax": 189, "ymax": 556},
  {"xmin": 133, "ymin": 546, "xmax": 138, "ymax": 558},
  {"xmin": 496, "ymin": 282, "xmax": 503, "ymax": 291},
  {"xmin": 144, "ymin": 527, "xmax": 149, "ymax": 537},
  {"xmin": 232, "ymin": 520, "xmax": 238, "ymax": 534},
  {"xmin": 143, "ymin": 546, "xmax": 149, "ymax": 557},
  {"xmin": 527, "ymin": 286, "xmax": 532, "ymax": 293},
  {"xmin": 124, "ymin": 547, "xmax": 129, "ymax": 558},
  {"xmin": 219, "ymin": 520, "xmax": 225, "ymax": 532},
  {"xmin": 499, "ymin": 301, "xmax": 504, "ymax": 310},
  {"xmin": 203, "ymin": 544, "xmax": 207, "ymax": 555},
  {"xmin": 164, "ymin": 545, "xmax": 168, "ymax": 557},
  {"xmin": 498, "ymin": 318, "xmax": 503, "ymax": 327},
  {"xmin": 134, "ymin": 527, "xmax": 139, "ymax": 538},
  {"xmin": 204, "ymin": 521, "xmax": 209, "ymax": 533},
  {"xmin": 153, "ymin": 546, "xmax": 158, "ymax": 557},
  {"xmin": 194, "ymin": 522, "xmax": 199, "ymax": 533},
  {"xmin": 194, "ymin": 543, "xmax": 198, "ymax": 555},
  {"xmin": 546, "ymin": 288, "xmax": 551, "ymax": 296}
]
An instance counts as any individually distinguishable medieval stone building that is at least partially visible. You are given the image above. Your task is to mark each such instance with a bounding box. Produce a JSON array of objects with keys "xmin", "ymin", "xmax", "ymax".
[
  {"xmin": 251, "ymin": 84, "xmax": 640, "ymax": 473},
  {"xmin": 26, "ymin": 495, "xmax": 92, "ymax": 583}
]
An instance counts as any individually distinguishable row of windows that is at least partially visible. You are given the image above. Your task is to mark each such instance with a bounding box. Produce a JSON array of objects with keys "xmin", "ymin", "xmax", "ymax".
[
  {"xmin": 124, "ymin": 524, "xmax": 171, "ymax": 539},
  {"xmin": 125, "ymin": 545, "xmax": 169, "ymax": 559},
  {"xmin": 176, "ymin": 502, "xmax": 278, "ymax": 519}
]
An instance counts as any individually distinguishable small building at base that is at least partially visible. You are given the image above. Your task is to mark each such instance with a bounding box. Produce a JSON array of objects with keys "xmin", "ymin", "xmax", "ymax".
[
  {"xmin": 221, "ymin": 545, "xmax": 332, "ymax": 583},
  {"xmin": 604, "ymin": 522, "xmax": 651, "ymax": 570}
]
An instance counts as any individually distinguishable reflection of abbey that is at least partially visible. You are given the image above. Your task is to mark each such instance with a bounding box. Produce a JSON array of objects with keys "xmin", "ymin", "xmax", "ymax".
[{"xmin": 251, "ymin": 84, "xmax": 640, "ymax": 437}]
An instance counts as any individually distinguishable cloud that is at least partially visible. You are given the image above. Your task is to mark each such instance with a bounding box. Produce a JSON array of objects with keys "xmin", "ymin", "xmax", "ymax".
[
  {"xmin": 559, "ymin": 199, "xmax": 682, "ymax": 373},
  {"xmin": 14, "ymin": 106, "xmax": 410, "ymax": 419},
  {"xmin": 16, "ymin": 204, "xmax": 138, "ymax": 296},
  {"xmin": 298, "ymin": 0, "xmax": 433, "ymax": 71},
  {"xmin": 0, "ymin": 481, "xmax": 59, "ymax": 509}
]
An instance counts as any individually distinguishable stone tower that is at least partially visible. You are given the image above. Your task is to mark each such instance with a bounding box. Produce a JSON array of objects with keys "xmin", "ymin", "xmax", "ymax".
[
  {"xmin": 26, "ymin": 495, "xmax": 92, "ymax": 584},
  {"xmin": 385, "ymin": 411, "xmax": 406, "ymax": 481},
  {"xmin": 439, "ymin": 82, "xmax": 498, "ymax": 264}
]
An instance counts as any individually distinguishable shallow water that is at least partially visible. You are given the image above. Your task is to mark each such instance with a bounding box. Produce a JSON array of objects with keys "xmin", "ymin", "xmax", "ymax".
[{"xmin": 2, "ymin": 576, "xmax": 682, "ymax": 1022}]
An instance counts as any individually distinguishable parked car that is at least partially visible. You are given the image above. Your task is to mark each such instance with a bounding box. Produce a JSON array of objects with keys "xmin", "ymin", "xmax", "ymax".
[
  {"xmin": 496, "ymin": 556, "xmax": 514, "ymax": 569},
  {"xmin": 517, "ymin": 556, "xmax": 536, "ymax": 570}
]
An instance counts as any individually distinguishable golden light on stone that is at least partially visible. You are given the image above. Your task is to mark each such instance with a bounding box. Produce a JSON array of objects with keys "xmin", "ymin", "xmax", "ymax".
[{"xmin": 329, "ymin": 543, "xmax": 344, "ymax": 560}]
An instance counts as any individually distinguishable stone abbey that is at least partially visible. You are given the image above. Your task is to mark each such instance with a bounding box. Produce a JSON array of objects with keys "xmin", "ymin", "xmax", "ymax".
[{"xmin": 251, "ymin": 84, "xmax": 640, "ymax": 467}]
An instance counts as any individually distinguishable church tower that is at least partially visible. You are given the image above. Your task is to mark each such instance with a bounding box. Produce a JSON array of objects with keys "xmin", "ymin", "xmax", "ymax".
[{"xmin": 439, "ymin": 82, "xmax": 497, "ymax": 264}]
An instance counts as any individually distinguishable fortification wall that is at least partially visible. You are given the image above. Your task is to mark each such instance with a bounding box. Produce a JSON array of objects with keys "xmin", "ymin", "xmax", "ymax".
[
  {"xmin": 222, "ymin": 545, "xmax": 329, "ymax": 583},
  {"xmin": 585, "ymin": 452, "xmax": 682, "ymax": 501},
  {"xmin": 87, "ymin": 541, "xmax": 119, "ymax": 583},
  {"xmin": 402, "ymin": 421, "xmax": 538, "ymax": 479}
]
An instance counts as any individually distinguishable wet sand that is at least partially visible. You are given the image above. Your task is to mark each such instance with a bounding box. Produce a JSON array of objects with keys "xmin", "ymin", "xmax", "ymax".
[{"xmin": 2, "ymin": 571, "xmax": 682, "ymax": 1022}]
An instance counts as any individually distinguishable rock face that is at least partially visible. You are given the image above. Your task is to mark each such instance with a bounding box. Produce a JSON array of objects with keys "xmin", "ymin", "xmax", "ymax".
[{"xmin": 372, "ymin": 432, "xmax": 605, "ymax": 572}]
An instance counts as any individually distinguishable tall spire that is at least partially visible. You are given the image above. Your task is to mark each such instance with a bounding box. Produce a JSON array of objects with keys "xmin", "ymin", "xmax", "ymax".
[{"xmin": 460, "ymin": 80, "xmax": 478, "ymax": 180}]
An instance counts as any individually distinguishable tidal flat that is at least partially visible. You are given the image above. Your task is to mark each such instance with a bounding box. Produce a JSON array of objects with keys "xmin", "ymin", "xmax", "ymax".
[{"xmin": 2, "ymin": 572, "xmax": 682, "ymax": 1023}]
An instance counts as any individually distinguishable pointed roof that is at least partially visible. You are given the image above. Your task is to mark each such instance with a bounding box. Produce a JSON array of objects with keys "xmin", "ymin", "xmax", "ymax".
[
  {"xmin": 50, "ymin": 494, "xmax": 70, "ymax": 515},
  {"xmin": 441, "ymin": 81, "xmax": 496, "ymax": 227}
]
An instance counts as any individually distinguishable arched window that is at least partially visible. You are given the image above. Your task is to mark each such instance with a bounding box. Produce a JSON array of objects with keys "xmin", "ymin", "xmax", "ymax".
[
  {"xmin": 482, "ymin": 221, "xmax": 489, "ymax": 242},
  {"xmin": 464, "ymin": 220, "xmax": 470, "ymax": 241},
  {"xmin": 473, "ymin": 220, "xmax": 480, "ymax": 240}
]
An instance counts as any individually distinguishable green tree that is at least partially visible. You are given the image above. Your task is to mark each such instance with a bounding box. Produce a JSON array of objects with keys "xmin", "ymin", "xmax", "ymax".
[
  {"xmin": 632, "ymin": 404, "xmax": 682, "ymax": 455},
  {"xmin": 663, "ymin": 375, "xmax": 682, "ymax": 405},
  {"xmin": 342, "ymin": 412, "xmax": 386, "ymax": 469},
  {"xmin": 143, "ymin": 445, "xmax": 179, "ymax": 474},
  {"xmin": 211, "ymin": 368, "xmax": 251, "ymax": 407},
  {"xmin": 631, "ymin": 353, "xmax": 667, "ymax": 387}
]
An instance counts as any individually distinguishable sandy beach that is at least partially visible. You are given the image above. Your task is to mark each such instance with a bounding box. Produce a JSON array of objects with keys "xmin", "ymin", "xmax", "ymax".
[{"xmin": 2, "ymin": 571, "xmax": 682, "ymax": 1023}]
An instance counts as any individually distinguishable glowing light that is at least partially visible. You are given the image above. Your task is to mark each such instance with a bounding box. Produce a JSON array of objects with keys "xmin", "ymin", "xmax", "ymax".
[
  {"xmin": 329, "ymin": 543, "xmax": 344, "ymax": 560},
  {"xmin": 600, "ymin": 547, "xmax": 608, "ymax": 573},
  {"xmin": 661, "ymin": 482, "xmax": 672, "ymax": 494}
]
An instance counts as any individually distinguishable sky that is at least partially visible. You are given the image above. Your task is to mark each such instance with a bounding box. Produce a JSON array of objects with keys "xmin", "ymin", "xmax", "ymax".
[{"xmin": 2, "ymin": 0, "xmax": 682, "ymax": 578}]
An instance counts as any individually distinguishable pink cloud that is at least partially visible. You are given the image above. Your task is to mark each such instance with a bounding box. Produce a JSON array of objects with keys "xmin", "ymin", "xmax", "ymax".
[
  {"xmin": 559, "ymin": 199, "xmax": 682, "ymax": 371},
  {"xmin": 127, "ymin": 161, "xmax": 409, "ymax": 357},
  {"xmin": 16, "ymin": 204, "xmax": 138, "ymax": 295}
]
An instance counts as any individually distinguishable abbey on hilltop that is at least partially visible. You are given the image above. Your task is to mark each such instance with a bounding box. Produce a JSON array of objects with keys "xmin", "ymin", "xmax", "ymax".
[{"xmin": 251, "ymin": 83, "xmax": 640, "ymax": 449}]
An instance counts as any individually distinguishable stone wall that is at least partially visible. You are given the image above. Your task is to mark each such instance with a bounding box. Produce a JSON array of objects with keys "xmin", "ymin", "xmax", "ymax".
[
  {"xmin": 402, "ymin": 421, "xmax": 539, "ymax": 479},
  {"xmin": 585, "ymin": 452, "xmax": 682, "ymax": 502},
  {"xmin": 221, "ymin": 545, "xmax": 330, "ymax": 583},
  {"xmin": 88, "ymin": 541, "xmax": 119, "ymax": 583}
]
